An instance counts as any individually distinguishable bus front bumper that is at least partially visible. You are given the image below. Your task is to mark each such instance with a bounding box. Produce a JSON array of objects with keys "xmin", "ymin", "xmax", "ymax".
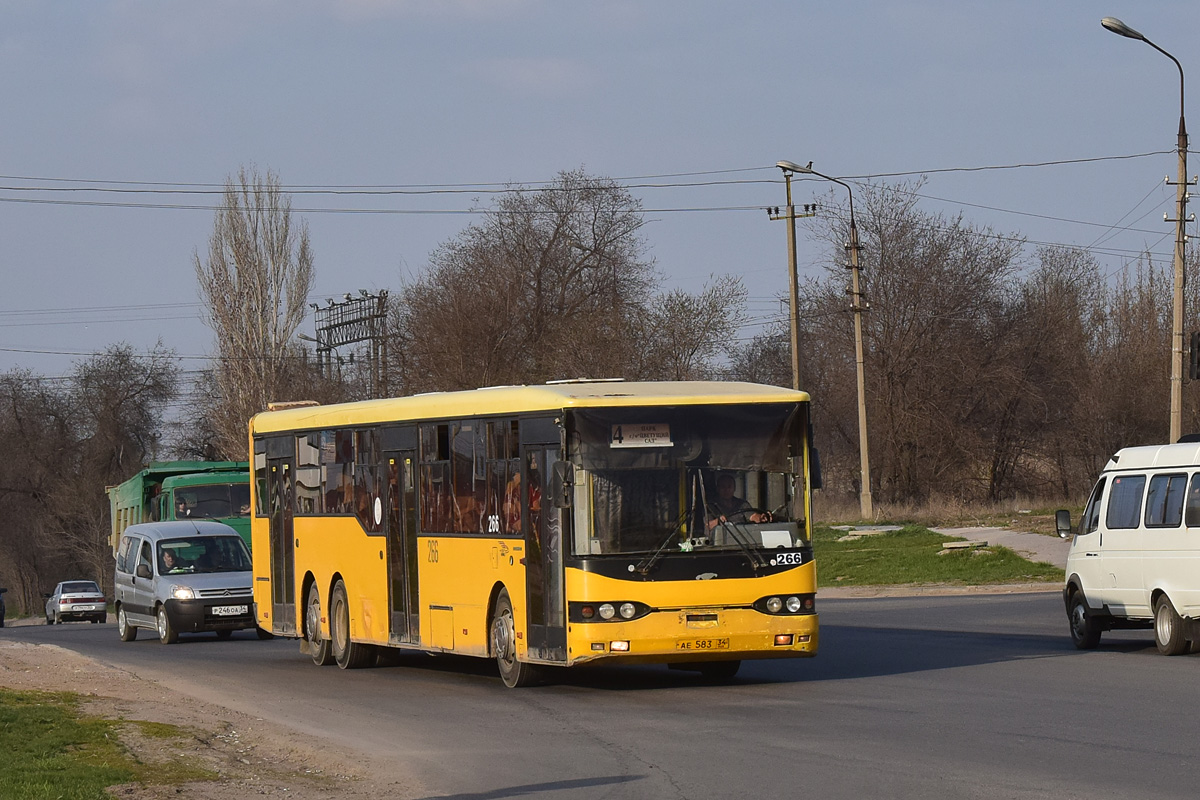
[{"xmin": 566, "ymin": 609, "xmax": 818, "ymax": 666}]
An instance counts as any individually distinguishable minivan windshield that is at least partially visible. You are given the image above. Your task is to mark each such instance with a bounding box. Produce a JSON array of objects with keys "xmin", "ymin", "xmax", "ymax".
[{"xmin": 158, "ymin": 536, "xmax": 252, "ymax": 575}]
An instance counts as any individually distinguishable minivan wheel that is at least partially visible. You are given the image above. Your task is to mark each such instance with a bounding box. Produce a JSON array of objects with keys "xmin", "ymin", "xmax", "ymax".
[
  {"xmin": 118, "ymin": 607, "xmax": 137, "ymax": 642},
  {"xmin": 1154, "ymin": 595, "xmax": 1188, "ymax": 656},
  {"xmin": 157, "ymin": 605, "xmax": 179, "ymax": 645},
  {"xmin": 1068, "ymin": 591, "xmax": 1101, "ymax": 650}
]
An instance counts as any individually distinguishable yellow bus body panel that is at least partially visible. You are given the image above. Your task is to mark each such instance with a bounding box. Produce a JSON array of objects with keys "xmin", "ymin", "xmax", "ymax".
[{"xmin": 563, "ymin": 562, "xmax": 818, "ymax": 665}]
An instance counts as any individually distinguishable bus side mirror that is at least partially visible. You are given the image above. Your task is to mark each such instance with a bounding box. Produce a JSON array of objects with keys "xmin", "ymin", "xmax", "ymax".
[
  {"xmin": 1055, "ymin": 509, "xmax": 1073, "ymax": 539},
  {"xmin": 550, "ymin": 461, "xmax": 574, "ymax": 509}
]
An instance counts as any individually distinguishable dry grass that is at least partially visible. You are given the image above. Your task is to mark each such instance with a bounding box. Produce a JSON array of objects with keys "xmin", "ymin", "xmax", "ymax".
[{"xmin": 813, "ymin": 493, "xmax": 1079, "ymax": 536}]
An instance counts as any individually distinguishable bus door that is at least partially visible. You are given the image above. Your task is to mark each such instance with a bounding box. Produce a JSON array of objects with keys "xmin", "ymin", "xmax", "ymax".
[
  {"xmin": 522, "ymin": 441, "xmax": 567, "ymax": 662},
  {"xmin": 266, "ymin": 438, "xmax": 297, "ymax": 635},
  {"xmin": 383, "ymin": 426, "xmax": 419, "ymax": 644}
]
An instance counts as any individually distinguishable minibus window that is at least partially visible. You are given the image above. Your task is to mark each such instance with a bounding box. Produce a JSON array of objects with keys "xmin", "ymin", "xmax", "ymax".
[
  {"xmin": 1106, "ymin": 475, "xmax": 1146, "ymax": 530},
  {"xmin": 1145, "ymin": 473, "xmax": 1187, "ymax": 528},
  {"xmin": 1082, "ymin": 478, "xmax": 1106, "ymax": 535},
  {"xmin": 1185, "ymin": 474, "xmax": 1200, "ymax": 527}
]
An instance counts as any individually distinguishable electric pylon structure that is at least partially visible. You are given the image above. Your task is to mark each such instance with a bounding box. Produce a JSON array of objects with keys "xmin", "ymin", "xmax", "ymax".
[{"xmin": 312, "ymin": 290, "xmax": 390, "ymax": 397}]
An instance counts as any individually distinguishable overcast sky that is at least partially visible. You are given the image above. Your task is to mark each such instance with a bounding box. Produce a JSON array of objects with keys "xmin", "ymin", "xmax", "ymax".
[{"xmin": 2, "ymin": 1, "xmax": 1197, "ymax": 390}]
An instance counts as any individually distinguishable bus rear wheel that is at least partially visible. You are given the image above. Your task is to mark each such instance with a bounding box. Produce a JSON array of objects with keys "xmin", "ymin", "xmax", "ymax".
[
  {"xmin": 306, "ymin": 583, "xmax": 334, "ymax": 666},
  {"xmin": 330, "ymin": 580, "xmax": 371, "ymax": 669},
  {"xmin": 490, "ymin": 588, "xmax": 540, "ymax": 688}
]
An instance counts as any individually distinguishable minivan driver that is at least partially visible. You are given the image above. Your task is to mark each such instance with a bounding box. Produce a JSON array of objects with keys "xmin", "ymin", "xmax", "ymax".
[{"xmin": 161, "ymin": 549, "xmax": 187, "ymax": 573}]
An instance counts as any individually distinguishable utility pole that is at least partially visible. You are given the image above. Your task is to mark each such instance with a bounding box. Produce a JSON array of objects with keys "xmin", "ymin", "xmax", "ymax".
[
  {"xmin": 785, "ymin": 162, "xmax": 873, "ymax": 520},
  {"xmin": 770, "ymin": 162, "xmax": 818, "ymax": 391}
]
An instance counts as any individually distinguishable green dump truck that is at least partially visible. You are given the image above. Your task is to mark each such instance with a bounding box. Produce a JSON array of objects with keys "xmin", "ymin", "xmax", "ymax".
[{"xmin": 107, "ymin": 461, "xmax": 251, "ymax": 554}]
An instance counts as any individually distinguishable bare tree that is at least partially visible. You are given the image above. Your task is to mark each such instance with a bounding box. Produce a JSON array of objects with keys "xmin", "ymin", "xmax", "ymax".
[
  {"xmin": 0, "ymin": 345, "xmax": 178, "ymax": 607},
  {"xmin": 631, "ymin": 276, "xmax": 748, "ymax": 380},
  {"xmin": 195, "ymin": 167, "xmax": 314, "ymax": 458},
  {"xmin": 391, "ymin": 169, "xmax": 656, "ymax": 392}
]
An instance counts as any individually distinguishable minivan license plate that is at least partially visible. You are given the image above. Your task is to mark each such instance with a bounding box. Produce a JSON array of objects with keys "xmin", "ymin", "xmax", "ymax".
[{"xmin": 212, "ymin": 605, "xmax": 248, "ymax": 616}]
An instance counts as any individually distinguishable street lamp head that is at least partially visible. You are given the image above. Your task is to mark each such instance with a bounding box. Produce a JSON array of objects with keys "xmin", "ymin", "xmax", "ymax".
[
  {"xmin": 1101, "ymin": 17, "xmax": 1145, "ymax": 42},
  {"xmin": 777, "ymin": 160, "xmax": 813, "ymax": 174}
]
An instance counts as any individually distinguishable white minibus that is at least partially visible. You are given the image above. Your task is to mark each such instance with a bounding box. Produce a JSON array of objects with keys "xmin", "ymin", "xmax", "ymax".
[{"xmin": 1057, "ymin": 441, "xmax": 1200, "ymax": 655}]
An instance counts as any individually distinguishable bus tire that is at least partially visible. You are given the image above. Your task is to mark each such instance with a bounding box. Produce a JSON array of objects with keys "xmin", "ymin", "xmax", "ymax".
[
  {"xmin": 1067, "ymin": 590, "xmax": 1101, "ymax": 650},
  {"xmin": 1155, "ymin": 595, "xmax": 1188, "ymax": 656},
  {"xmin": 697, "ymin": 660, "xmax": 741, "ymax": 682},
  {"xmin": 157, "ymin": 604, "xmax": 179, "ymax": 644},
  {"xmin": 118, "ymin": 607, "xmax": 137, "ymax": 642},
  {"xmin": 490, "ymin": 588, "xmax": 540, "ymax": 688},
  {"xmin": 306, "ymin": 583, "xmax": 334, "ymax": 666},
  {"xmin": 330, "ymin": 580, "xmax": 370, "ymax": 669}
]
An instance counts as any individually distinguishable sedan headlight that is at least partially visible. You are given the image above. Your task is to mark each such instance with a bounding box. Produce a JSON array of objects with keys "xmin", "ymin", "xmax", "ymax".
[{"xmin": 170, "ymin": 585, "xmax": 195, "ymax": 601}]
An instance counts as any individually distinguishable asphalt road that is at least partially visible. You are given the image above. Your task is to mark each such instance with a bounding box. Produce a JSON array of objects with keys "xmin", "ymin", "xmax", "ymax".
[{"xmin": 5, "ymin": 593, "xmax": 1197, "ymax": 800}]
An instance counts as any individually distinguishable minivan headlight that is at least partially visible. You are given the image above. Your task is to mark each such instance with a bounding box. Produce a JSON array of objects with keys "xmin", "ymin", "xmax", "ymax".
[{"xmin": 170, "ymin": 585, "xmax": 195, "ymax": 601}]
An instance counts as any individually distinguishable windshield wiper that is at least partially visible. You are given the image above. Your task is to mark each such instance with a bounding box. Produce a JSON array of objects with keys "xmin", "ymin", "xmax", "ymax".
[
  {"xmin": 714, "ymin": 518, "xmax": 769, "ymax": 572},
  {"xmin": 632, "ymin": 511, "xmax": 690, "ymax": 576}
]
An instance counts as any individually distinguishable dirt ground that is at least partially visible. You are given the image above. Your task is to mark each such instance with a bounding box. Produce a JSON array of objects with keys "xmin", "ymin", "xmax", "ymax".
[{"xmin": 0, "ymin": 636, "xmax": 423, "ymax": 799}]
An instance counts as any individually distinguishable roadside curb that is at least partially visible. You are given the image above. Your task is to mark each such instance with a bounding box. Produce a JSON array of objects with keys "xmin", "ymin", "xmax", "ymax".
[{"xmin": 819, "ymin": 582, "xmax": 1061, "ymax": 599}]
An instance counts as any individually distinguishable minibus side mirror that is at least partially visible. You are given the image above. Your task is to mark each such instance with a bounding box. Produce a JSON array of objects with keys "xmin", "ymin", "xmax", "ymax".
[
  {"xmin": 136, "ymin": 564, "xmax": 153, "ymax": 580},
  {"xmin": 550, "ymin": 461, "xmax": 574, "ymax": 509},
  {"xmin": 1055, "ymin": 509, "xmax": 1073, "ymax": 539}
]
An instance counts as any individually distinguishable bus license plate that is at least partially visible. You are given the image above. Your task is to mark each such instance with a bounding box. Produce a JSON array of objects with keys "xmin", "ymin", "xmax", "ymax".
[
  {"xmin": 212, "ymin": 605, "xmax": 248, "ymax": 616},
  {"xmin": 676, "ymin": 638, "xmax": 730, "ymax": 651}
]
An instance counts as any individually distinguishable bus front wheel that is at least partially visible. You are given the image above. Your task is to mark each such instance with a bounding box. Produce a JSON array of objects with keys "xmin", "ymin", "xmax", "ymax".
[
  {"xmin": 330, "ymin": 580, "xmax": 371, "ymax": 669},
  {"xmin": 306, "ymin": 583, "xmax": 334, "ymax": 666},
  {"xmin": 491, "ymin": 588, "xmax": 540, "ymax": 688}
]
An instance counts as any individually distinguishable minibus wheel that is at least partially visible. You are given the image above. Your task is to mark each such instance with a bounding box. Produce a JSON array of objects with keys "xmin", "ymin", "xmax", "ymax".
[
  {"xmin": 1154, "ymin": 595, "xmax": 1188, "ymax": 656},
  {"xmin": 1068, "ymin": 591, "xmax": 1101, "ymax": 650},
  {"xmin": 306, "ymin": 583, "xmax": 334, "ymax": 666}
]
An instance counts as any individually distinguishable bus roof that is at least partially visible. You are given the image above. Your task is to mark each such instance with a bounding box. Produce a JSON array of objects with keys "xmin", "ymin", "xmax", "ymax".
[{"xmin": 251, "ymin": 380, "xmax": 810, "ymax": 434}]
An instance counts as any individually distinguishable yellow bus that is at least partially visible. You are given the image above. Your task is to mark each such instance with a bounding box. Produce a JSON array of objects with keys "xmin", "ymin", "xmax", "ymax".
[{"xmin": 249, "ymin": 380, "xmax": 820, "ymax": 687}]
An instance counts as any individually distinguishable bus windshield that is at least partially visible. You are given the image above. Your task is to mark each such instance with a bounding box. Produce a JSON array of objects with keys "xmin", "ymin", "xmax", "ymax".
[{"xmin": 568, "ymin": 404, "xmax": 807, "ymax": 556}]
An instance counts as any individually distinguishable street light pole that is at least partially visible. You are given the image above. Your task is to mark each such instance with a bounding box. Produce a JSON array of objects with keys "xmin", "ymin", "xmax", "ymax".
[
  {"xmin": 783, "ymin": 162, "xmax": 873, "ymax": 519},
  {"xmin": 1103, "ymin": 16, "xmax": 1194, "ymax": 443}
]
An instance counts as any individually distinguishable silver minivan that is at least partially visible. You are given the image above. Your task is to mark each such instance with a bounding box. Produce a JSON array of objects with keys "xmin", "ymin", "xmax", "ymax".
[{"xmin": 113, "ymin": 520, "xmax": 266, "ymax": 643}]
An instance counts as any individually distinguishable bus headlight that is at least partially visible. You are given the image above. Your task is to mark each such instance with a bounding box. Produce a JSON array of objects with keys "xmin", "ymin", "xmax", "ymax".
[
  {"xmin": 171, "ymin": 585, "xmax": 195, "ymax": 601},
  {"xmin": 599, "ymin": 603, "xmax": 616, "ymax": 620},
  {"xmin": 619, "ymin": 602, "xmax": 636, "ymax": 619},
  {"xmin": 754, "ymin": 594, "xmax": 815, "ymax": 615},
  {"xmin": 569, "ymin": 601, "xmax": 651, "ymax": 622}
]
